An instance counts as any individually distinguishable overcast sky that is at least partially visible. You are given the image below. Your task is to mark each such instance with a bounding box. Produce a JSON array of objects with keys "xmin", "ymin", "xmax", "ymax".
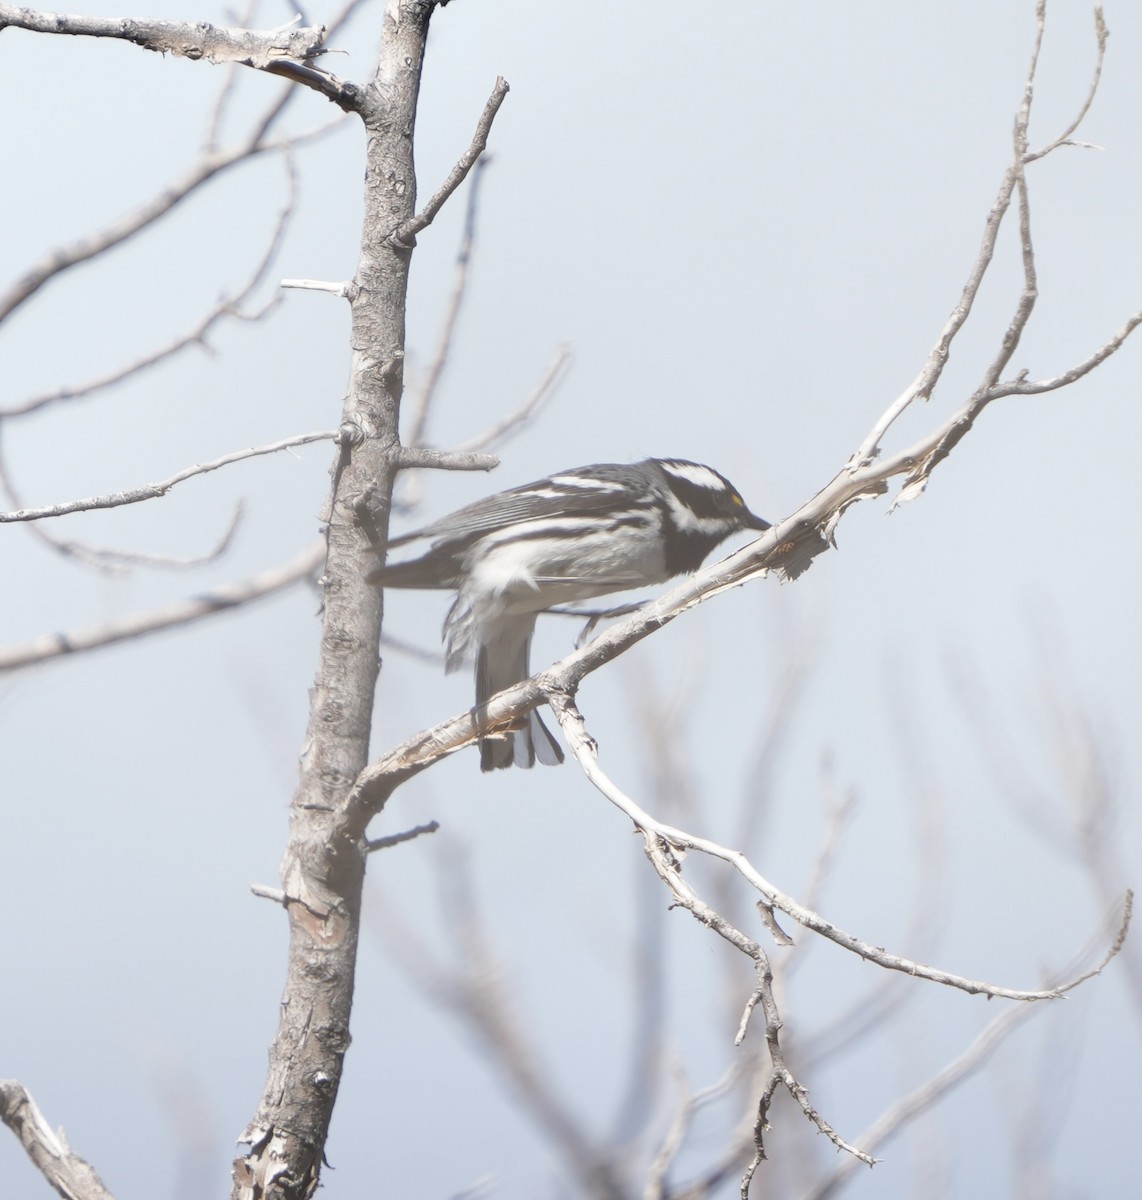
[{"xmin": 2, "ymin": 1, "xmax": 1140, "ymax": 1197}]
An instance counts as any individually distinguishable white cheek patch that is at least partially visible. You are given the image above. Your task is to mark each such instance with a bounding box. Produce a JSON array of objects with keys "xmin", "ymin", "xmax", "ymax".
[{"xmin": 660, "ymin": 490, "xmax": 727, "ymax": 536}]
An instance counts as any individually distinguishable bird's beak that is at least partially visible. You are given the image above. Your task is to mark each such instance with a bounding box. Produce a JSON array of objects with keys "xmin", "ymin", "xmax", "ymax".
[{"xmin": 744, "ymin": 510, "xmax": 772, "ymax": 532}]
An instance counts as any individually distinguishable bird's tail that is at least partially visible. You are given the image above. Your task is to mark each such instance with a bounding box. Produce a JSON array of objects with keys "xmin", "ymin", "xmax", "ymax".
[
  {"xmin": 475, "ymin": 619, "xmax": 563, "ymax": 771},
  {"xmin": 366, "ymin": 552, "xmax": 452, "ymax": 590}
]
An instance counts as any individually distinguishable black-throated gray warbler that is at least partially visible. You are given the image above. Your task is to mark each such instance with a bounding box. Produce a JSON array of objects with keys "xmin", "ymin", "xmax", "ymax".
[{"xmin": 368, "ymin": 458, "xmax": 770, "ymax": 771}]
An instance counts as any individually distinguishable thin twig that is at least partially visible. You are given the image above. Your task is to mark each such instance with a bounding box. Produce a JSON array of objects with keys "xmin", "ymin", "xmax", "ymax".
[
  {"xmin": 847, "ymin": 0, "xmax": 1109, "ymax": 468},
  {"xmin": 391, "ymin": 78, "xmax": 510, "ymax": 246},
  {"xmin": 455, "ymin": 344, "xmax": 572, "ymax": 454},
  {"xmin": 281, "ymin": 278, "xmax": 353, "ymax": 296},
  {"xmin": 547, "ymin": 695, "xmax": 1130, "ymax": 1003},
  {"xmin": 202, "ymin": 0, "xmax": 261, "ymax": 151},
  {"xmin": 1025, "ymin": 4, "xmax": 1108, "ymax": 162},
  {"xmin": 0, "ymin": 542, "xmax": 323, "ymax": 672},
  {"xmin": 643, "ymin": 1060, "xmax": 747, "ymax": 1200},
  {"xmin": 405, "ymin": 156, "xmax": 494, "ymax": 451},
  {"xmin": 0, "ymin": 431, "xmax": 336, "ymax": 523},
  {"xmin": 0, "ymin": 6, "xmax": 326, "ymax": 65},
  {"xmin": 1, "ymin": 111, "xmax": 343, "ymax": 330},
  {"xmin": 798, "ymin": 894, "xmax": 1132, "ymax": 1200},
  {"xmin": 3, "ymin": 143, "xmax": 265, "ymax": 324},
  {"xmin": 0, "ymin": 438, "xmax": 249, "ymax": 572},
  {"xmin": 0, "ymin": 6, "xmax": 359, "ymax": 110},
  {"xmin": 550, "ymin": 693, "xmax": 877, "ymax": 1181},
  {"xmin": 23, "ymin": 500, "xmax": 246, "ymax": 574},
  {"xmin": 5, "ymin": 154, "xmax": 300, "ymax": 418},
  {"xmin": 396, "ymin": 447, "xmax": 498, "ymax": 472},
  {"xmin": 365, "ymin": 820, "xmax": 440, "ymax": 852}
]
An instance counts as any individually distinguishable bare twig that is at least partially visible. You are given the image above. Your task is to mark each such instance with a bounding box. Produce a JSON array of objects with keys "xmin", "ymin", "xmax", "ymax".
[
  {"xmin": 549, "ymin": 693, "xmax": 877, "ymax": 1182},
  {"xmin": 1025, "ymin": 3, "xmax": 1108, "ymax": 162},
  {"xmin": 365, "ymin": 820, "xmax": 440, "ymax": 852},
  {"xmin": 643, "ymin": 1061, "xmax": 748, "ymax": 1200},
  {"xmin": 202, "ymin": 0, "xmax": 261, "ymax": 151},
  {"xmin": 280, "ymin": 278, "xmax": 353, "ymax": 297},
  {"xmin": 5, "ymin": 154, "xmax": 300, "ymax": 418},
  {"xmin": 404, "ymin": 156, "xmax": 494, "ymax": 451},
  {"xmin": 799, "ymin": 894, "xmax": 1131, "ymax": 1200},
  {"xmin": 391, "ymin": 78, "xmax": 510, "ymax": 246},
  {"xmin": 19, "ymin": 500, "xmax": 246, "ymax": 574},
  {"xmin": 353, "ymin": 615, "xmax": 1128, "ymax": 1002},
  {"xmin": 550, "ymin": 695, "xmax": 1130, "ymax": 1002},
  {"xmin": 795, "ymin": 689, "xmax": 949, "ymax": 1070},
  {"xmin": 2, "ymin": 141, "xmax": 269, "ymax": 324},
  {"xmin": 396, "ymin": 447, "xmax": 498, "ymax": 472},
  {"xmin": 1, "ymin": 103, "xmax": 345, "ymax": 330},
  {"xmin": 380, "ymin": 850, "xmax": 629, "ymax": 1200},
  {"xmin": 0, "ymin": 431, "xmax": 336, "ymax": 523},
  {"xmin": 455, "ymin": 344, "xmax": 572, "ymax": 454},
  {"xmin": 539, "ymin": 691, "xmax": 1132, "ymax": 1190},
  {"xmin": 980, "ymin": 310, "xmax": 1142, "ymax": 399},
  {"xmin": 0, "ymin": 6, "xmax": 358, "ymax": 109},
  {"xmin": 0, "ymin": 7, "xmax": 324, "ymax": 64},
  {"xmin": 0, "ymin": 542, "xmax": 323, "ymax": 672},
  {"xmin": 0, "ymin": 1079, "xmax": 116, "ymax": 1200},
  {"xmin": 0, "ymin": 436, "xmax": 250, "ymax": 572},
  {"xmin": 848, "ymin": 0, "xmax": 1113, "ymax": 469}
]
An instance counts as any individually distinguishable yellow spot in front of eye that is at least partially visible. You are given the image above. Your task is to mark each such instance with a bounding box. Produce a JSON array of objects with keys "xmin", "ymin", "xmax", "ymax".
[{"xmin": 731, "ymin": 494, "xmax": 744, "ymax": 506}]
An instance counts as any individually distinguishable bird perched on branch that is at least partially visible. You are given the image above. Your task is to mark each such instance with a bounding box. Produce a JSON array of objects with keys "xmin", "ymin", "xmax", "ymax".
[{"xmin": 368, "ymin": 458, "xmax": 770, "ymax": 771}]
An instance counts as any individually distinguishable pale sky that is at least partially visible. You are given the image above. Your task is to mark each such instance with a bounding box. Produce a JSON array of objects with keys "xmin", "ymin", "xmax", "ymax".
[{"xmin": 2, "ymin": 1, "xmax": 1140, "ymax": 1197}]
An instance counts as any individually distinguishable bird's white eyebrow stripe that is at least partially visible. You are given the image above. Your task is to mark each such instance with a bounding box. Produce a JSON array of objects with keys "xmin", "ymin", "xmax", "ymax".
[{"xmin": 658, "ymin": 461, "xmax": 728, "ymax": 490}]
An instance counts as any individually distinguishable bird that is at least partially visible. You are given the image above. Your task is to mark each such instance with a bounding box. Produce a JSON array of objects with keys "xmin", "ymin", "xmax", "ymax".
[{"xmin": 368, "ymin": 458, "xmax": 770, "ymax": 771}]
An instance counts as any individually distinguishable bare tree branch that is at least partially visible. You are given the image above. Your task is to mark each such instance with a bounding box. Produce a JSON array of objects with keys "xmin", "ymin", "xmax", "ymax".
[
  {"xmin": 280, "ymin": 278, "xmax": 353, "ymax": 296},
  {"xmin": 0, "ymin": 1079, "xmax": 116, "ymax": 1200},
  {"xmin": 0, "ymin": 6, "xmax": 325, "ymax": 64},
  {"xmin": 0, "ymin": 6, "xmax": 359, "ymax": 108},
  {"xmin": 643, "ymin": 1062, "xmax": 750, "ymax": 1200},
  {"xmin": 550, "ymin": 694, "xmax": 878, "ymax": 1181},
  {"xmin": 2, "ymin": 140, "xmax": 269, "ymax": 324},
  {"xmin": 395, "ymin": 447, "xmax": 498, "ymax": 472},
  {"xmin": 365, "ymin": 820, "xmax": 440, "ymax": 852},
  {"xmin": 392, "ymin": 77, "xmax": 510, "ymax": 247},
  {"xmin": 201, "ymin": 0, "xmax": 261, "ymax": 151},
  {"xmin": 798, "ymin": 893, "xmax": 1132, "ymax": 1200},
  {"xmin": 559, "ymin": 695, "xmax": 1131, "ymax": 1002},
  {"xmin": 404, "ymin": 155, "xmax": 494, "ymax": 451},
  {"xmin": 0, "ymin": 431, "xmax": 336, "ymax": 523},
  {"xmin": 0, "ymin": 91, "xmax": 347, "ymax": 329},
  {"xmin": 1025, "ymin": 3, "xmax": 1107, "ymax": 163},
  {"xmin": 0, "ymin": 435, "xmax": 251, "ymax": 572},
  {"xmin": 542, "ymin": 695, "xmax": 1131, "ymax": 1192},
  {"xmin": 18, "ymin": 500, "xmax": 246, "ymax": 574},
  {"xmin": 374, "ymin": 849, "xmax": 630, "ymax": 1200},
  {"xmin": 454, "ymin": 344, "xmax": 572, "ymax": 454},
  {"xmin": 4, "ymin": 153, "xmax": 300, "ymax": 418},
  {"xmin": 0, "ymin": 541, "xmax": 322, "ymax": 672},
  {"xmin": 849, "ymin": 0, "xmax": 1113, "ymax": 469}
]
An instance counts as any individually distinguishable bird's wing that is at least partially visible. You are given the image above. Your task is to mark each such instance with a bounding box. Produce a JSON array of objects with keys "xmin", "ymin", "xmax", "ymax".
[{"xmin": 386, "ymin": 465, "xmax": 635, "ymax": 550}]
